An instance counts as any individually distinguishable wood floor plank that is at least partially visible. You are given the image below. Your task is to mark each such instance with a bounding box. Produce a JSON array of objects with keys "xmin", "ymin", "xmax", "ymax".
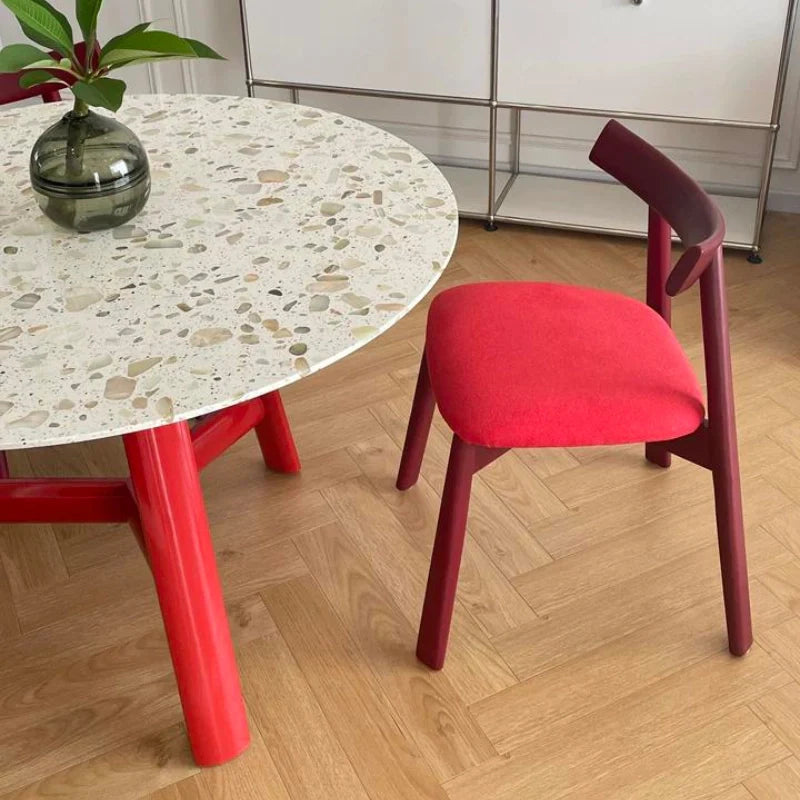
[
  {"xmin": 262, "ymin": 576, "xmax": 448, "ymax": 800},
  {"xmin": 496, "ymin": 524, "xmax": 790, "ymax": 679},
  {"xmin": 293, "ymin": 407, "xmax": 385, "ymax": 459},
  {"xmin": 0, "ymin": 526, "xmax": 68, "ymax": 596},
  {"xmin": 1, "ymin": 724, "xmax": 198, "ymax": 800},
  {"xmin": 478, "ymin": 452, "xmax": 568, "ymax": 526},
  {"xmin": 0, "ymin": 558, "xmax": 19, "ymax": 639},
  {"xmin": 752, "ymin": 682, "xmax": 800, "ymax": 759},
  {"xmin": 371, "ymin": 399, "xmax": 553, "ymax": 577},
  {"xmin": 757, "ymin": 618, "xmax": 800, "ymax": 686},
  {"xmin": 346, "ymin": 433, "xmax": 537, "ymax": 638},
  {"xmin": 512, "ymin": 477, "xmax": 790, "ymax": 615},
  {"xmin": 532, "ymin": 468, "xmax": 782, "ymax": 558},
  {"xmin": 55, "ymin": 523, "xmax": 142, "ymax": 576},
  {"xmin": 294, "ymin": 522, "xmax": 496, "ymax": 781},
  {"xmin": 0, "ymin": 675, "xmax": 184, "ymax": 795},
  {"xmin": 746, "ymin": 757, "xmax": 800, "ymax": 800},
  {"xmin": 763, "ymin": 504, "xmax": 800, "ymax": 557},
  {"xmin": 152, "ymin": 726, "xmax": 291, "ymax": 800},
  {"xmin": 283, "ymin": 372, "xmax": 403, "ymax": 425},
  {"xmin": 322, "ymin": 476, "xmax": 517, "ymax": 703},
  {"xmin": 714, "ymin": 786, "xmax": 757, "ymax": 800},
  {"xmin": 470, "ymin": 582, "xmax": 791, "ymax": 753},
  {"xmin": 208, "ymin": 487, "xmax": 338, "ymax": 550},
  {"xmin": 557, "ymin": 708, "xmax": 787, "ymax": 800},
  {"xmin": 0, "ymin": 594, "xmax": 273, "ymax": 750},
  {"xmin": 446, "ymin": 645, "xmax": 790, "ymax": 800},
  {"xmin": 238, "ymin": 632, "xmax": 370, "ymax": 800}
]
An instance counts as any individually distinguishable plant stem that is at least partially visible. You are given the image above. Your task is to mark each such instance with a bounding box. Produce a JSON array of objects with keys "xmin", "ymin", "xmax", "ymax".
[{"xmin": 66, "ymin": 98, "xmax": 90, "ymax": 177}]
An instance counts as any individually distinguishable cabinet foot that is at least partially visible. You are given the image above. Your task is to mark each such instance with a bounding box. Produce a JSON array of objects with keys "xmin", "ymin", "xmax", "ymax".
[{"xmin": 747, "ymin": 249, "xmax": 763, "ymax": 265}]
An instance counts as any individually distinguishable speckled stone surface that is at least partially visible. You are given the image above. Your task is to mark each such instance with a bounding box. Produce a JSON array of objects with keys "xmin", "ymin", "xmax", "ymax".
[{"xmin": 0, "ymin": 94, "xmax": 457, "ymax": 450}]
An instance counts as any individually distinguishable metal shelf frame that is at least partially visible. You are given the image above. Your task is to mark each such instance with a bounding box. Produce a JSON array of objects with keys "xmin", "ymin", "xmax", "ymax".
[{"xmin": 238, "ymin": 0, "xmax": 799, "ymax": 261}]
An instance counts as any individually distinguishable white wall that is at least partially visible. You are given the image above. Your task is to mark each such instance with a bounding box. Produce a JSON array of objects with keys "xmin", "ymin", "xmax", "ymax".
[{"xmin": 3, "ymin": 0, "xmax": 800, "ymax": 211}]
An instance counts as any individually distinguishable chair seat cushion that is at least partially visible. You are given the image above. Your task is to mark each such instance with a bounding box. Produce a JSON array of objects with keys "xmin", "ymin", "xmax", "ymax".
[{"xmin": 425, "ymin": 282, "xmax": 705, "ymax": 448}]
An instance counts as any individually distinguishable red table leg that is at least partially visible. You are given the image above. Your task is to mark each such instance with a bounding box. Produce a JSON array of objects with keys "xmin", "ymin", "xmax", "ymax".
[
  {"xmin": 255, "ymin": 391, "xmax": 301, "ymax": 473},
  {"xmin": 124, "ymin": 422, "xmax": 249, "ymax": 766}
]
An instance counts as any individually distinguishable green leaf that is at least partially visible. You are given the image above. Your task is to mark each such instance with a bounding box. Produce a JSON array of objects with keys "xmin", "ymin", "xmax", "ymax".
[
  {"xmin": 18, "ymin": 68, "xmax": 62, "ymax": 88},
  {"xmin": 99, "ymin": 21, "xmax": 150, "ymax": 55},
  {"xmin": 183, "ymin": 38, "xmax": 224, "ymax": 60},
  {"xmin": 0, "ymin": 42, "xmax": 54, "ymax": 72},
  {"xmin": 1, "ymin": 0, "xmax": 74, "ymax": 57},
  {"xmin": 99, "ymin": 29, "xmax": 222, "ymax": 67},
  {"xmin": 71, "ymin": 77, "xmax": 126, "ymax": 111},
  {"xmin": 76, "ymin": 0, "xmax": 103, "ymax": 42}
]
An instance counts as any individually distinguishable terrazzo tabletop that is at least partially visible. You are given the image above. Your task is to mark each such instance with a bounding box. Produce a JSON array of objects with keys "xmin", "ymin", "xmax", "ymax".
[{"xmin": 0, "ymin": 94, "xmax": 458, "ymax": 450}]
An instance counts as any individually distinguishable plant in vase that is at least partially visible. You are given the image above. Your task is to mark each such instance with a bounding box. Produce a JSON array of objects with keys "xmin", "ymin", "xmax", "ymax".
[{"xmin": 0, "ymin": 0, "xmax": 223, "ymax": 232}]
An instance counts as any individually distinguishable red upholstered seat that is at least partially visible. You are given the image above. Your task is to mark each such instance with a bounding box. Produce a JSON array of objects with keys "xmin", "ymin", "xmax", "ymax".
[{"xmin": 425, "ymin": 281, "xmax": 704, "ymax": 449}]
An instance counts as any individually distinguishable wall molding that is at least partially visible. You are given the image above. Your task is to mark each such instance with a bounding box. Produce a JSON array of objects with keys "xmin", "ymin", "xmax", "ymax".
[
  {"xmin": 136, "ymin": 0, "xmax": 158, "ymax": 94},
  {"xmin": 171, "ymin": 0, "xmax": 196, "ymax": 94}
]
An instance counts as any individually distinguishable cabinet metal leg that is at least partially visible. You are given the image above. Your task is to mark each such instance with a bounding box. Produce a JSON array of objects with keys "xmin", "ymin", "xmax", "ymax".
[{"xmin": 747, "ymin": 249, "xmax": 763, "ymax": 264}]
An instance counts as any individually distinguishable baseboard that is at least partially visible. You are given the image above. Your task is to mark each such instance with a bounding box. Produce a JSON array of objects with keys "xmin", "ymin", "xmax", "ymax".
[{"xmin": 766, "ymin": 190, "xmax": 800, "ymax": 213}]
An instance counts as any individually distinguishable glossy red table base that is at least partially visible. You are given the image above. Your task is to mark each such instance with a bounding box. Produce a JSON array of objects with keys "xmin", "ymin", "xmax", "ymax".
[{"xmin": 0, "ymin": 390, "xmax": 300, "ymax": 767}]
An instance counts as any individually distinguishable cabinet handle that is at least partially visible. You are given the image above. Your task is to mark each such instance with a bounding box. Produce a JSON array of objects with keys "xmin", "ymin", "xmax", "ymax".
[{"xmin": 631, "ymin": 0, "xmax": 643, "ymax": 5}]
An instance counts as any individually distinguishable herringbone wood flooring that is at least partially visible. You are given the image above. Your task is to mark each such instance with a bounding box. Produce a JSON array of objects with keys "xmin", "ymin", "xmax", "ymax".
[{"xmin": 1, "ymin": 216, "xmax": 800, "ymax": 799}]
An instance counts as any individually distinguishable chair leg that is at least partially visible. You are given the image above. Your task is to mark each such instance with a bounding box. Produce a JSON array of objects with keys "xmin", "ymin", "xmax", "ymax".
[
  {"xmin": 124, "ymin": 422, "xmax": 250, "ymax": 766},
  {"xmin": 645, "ymin": 442, "xmax": 671, "ymax": 468},
  {"xmin": 701, "ymin": 253, "xmax": 752, "ymax": 657},
  {"xmin": 0, "ymin": 451, "xmax": 8, "ymax": 479},
  {"xmin": 255, "ymin": 391, "xmax": 301, "ymax": 473},
  {"xmin": 397, "ymin": 351, "xmax": 435, "ymax": 491},
  {"xmin": 711, "ymin": 431, "xmax": 752, "ymax": 657},
  {"xmin": 416, "ymin": 434, "xmax": 476, "ymax": 669}
]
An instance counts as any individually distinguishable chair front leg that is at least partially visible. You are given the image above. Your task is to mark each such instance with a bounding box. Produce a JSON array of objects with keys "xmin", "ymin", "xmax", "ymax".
[
  {"xmin": 124, "ymin": 422, "xmax": 250, "ymax": 766},
  {"xmin": 255, "ymin": 390, "xmax": 301, "ymax": 473},
  {"xmin": 0, "ymin": 451, "xmax": 8, "ymax": 479},
  {"xmin": 397, "ymin": 350, "xmax": 436, "ymax": 491},
  {"xmin": 416, "ymin": 434, "xmax": 477, "ymax": 670}
]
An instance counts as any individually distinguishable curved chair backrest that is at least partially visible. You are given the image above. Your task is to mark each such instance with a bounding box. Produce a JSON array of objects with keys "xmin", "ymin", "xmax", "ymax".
[
  {"xmin": 0, "ymin": 41, "xmax": 97, "ymax": 108},
  {"xmin": 589, "ymin": 119, "xmax": 725, "ymax": 296},
  {"xmin": 0, "ymin": 72, "xmax": 62, "ymax": 106}
]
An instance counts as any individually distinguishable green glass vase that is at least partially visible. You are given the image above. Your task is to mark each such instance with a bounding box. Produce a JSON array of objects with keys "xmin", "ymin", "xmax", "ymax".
[{"xmin": 30, "ymin": 107, "xmax": 151, "ymax": 233}]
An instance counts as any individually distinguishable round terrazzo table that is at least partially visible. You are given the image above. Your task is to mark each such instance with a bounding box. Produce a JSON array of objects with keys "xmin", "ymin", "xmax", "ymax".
[{"xmin": 0, "ymin": 94, "xmax": 458, "ymax": 766}]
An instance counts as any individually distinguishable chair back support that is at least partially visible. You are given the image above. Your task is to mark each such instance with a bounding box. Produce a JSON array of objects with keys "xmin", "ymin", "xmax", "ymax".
[
  {"xmin": 0, "ymin": 41, "xmax": 97, "ymax": 108},
  {"xmin": 0, "ymin": 73, "xmax": 62, "ymax": 106},
  {"xmin": 590, "ymin": 119, "xmax": 738, "ymax": 484},
  {"xmin": 589, "ymin": 119, "xmax": 725, "ymax": 296}
]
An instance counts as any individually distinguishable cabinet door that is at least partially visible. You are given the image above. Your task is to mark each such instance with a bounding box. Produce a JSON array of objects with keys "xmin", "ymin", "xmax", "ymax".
[
  {"xmin": 243, "ymin": 0, "xmax": 492, "ymax": 100},
  {"xmin": 498, "ymin": 0, "xmax": 791, "ymax": 123}
]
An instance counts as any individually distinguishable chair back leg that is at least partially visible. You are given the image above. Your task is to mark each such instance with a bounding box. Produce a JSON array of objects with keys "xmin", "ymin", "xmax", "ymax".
[
  {"xmin": 0, "ymin": 451, "xmax": 8, "ymax": 479},
  {"xmin": 397, "ymin": 351, "xmax": 436, "ymax": 491},
  {"xmin": 416, "ymin": 434, "xmax": 476, "ymax": 669},
  {"xmin": 701, "ymin": 252, "xmax": 752, "ymax": 656}
]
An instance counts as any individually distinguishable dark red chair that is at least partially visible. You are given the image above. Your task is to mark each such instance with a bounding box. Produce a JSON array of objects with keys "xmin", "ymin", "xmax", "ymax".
[
  {"xmin": 398, "ymin": 119, "xmax": 751, "ymax": 670},
  {"xmin": 0, "ymin": 72, "xmax": 63, "ymax": 106},
  {"xmin": 0, "ymin": 51, "xmax": 76, "ymax": 106}
]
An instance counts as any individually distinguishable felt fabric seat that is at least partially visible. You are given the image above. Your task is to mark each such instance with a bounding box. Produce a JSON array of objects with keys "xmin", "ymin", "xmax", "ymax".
[{"xmin": 425, "ymin": 281, "xmax": 705, "ymax": 449}]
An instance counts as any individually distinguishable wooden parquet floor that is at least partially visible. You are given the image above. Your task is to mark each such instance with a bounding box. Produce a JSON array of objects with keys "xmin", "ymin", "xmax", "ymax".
[{"xmin": 1, "ymin": 215, "xmax": 800, "ymax": 799}]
